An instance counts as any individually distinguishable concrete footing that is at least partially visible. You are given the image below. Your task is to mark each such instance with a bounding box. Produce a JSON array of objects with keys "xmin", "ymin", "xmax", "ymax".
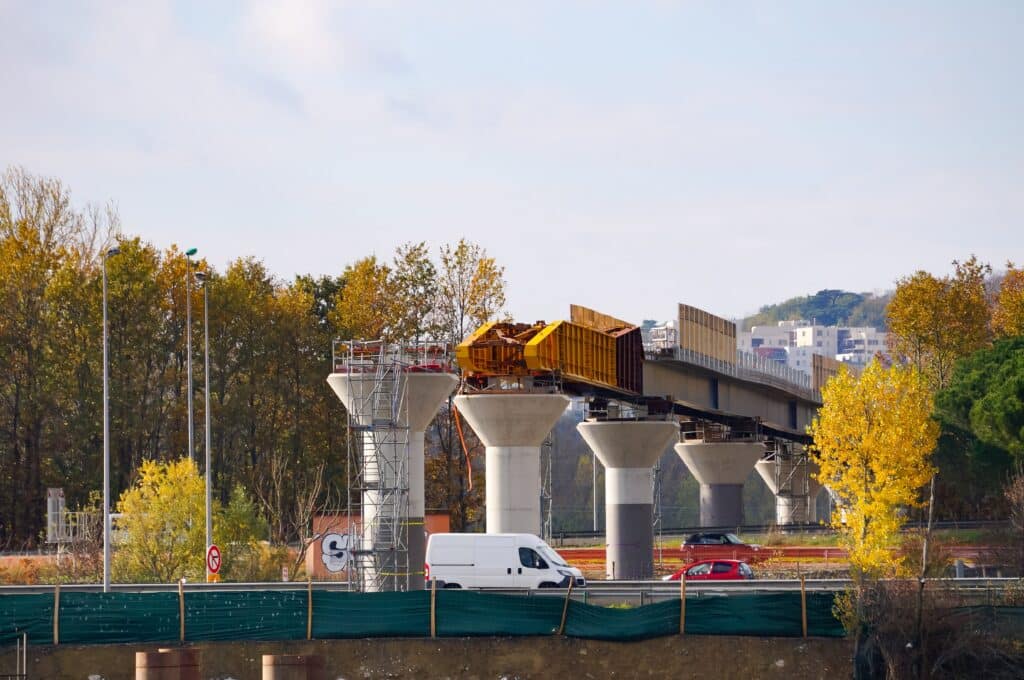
[
  {"xmin": 453, "ymin": 394, "xmax": 569, "ymax": 535},
  {"xmin": 577, "ymin": 421, "xmax": 678, "ymax": 580},
  {"xmin": 675, "ymin": 442, "xmax": 765, "ymax": 527}
]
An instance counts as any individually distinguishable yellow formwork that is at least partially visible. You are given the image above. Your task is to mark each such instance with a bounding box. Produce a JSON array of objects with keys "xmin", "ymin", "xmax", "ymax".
[
  {"xmin": 457, "ymin": 319, "xmax": 620, "ymax": 390},
  {"xmin": 455, "ymin": 321, "xmax": 546, "ymax": 377},
  {"xmin": 524, "ymin": 321, "xmax": 617, "ymax": 388}
]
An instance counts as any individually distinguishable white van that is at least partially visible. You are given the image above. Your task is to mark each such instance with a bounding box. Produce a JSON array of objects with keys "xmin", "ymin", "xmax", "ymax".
[{"xmin": 425, "ymin": 533, "xmax": 585, "ymax": 589}]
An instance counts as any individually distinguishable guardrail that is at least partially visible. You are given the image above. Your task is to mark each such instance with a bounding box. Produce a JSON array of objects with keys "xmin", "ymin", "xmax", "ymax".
[
  {"xmin": 0, "ymin": 577, "xmax": 1015, "ymax": 597},
  {"xmin": 550, "ymin": 519, "xmax": 1012, "ymax": 541}
]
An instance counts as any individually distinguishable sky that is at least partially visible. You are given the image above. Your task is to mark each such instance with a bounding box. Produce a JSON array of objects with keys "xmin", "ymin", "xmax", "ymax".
[{"xmin": 2, "ymin": 1, "xmax": 1022, "ymax": 324}]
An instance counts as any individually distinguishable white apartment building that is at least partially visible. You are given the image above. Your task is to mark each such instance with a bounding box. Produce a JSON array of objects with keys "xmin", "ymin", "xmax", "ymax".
[{"xmin": 740, "ymin": 320, "xmax": 888, "ymax": 377}]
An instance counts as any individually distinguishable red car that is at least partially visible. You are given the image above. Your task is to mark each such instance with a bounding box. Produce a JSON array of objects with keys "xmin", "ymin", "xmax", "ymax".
[{"xmin": 662, "ymin": 559, "xmax": 755, "ymax": 581}]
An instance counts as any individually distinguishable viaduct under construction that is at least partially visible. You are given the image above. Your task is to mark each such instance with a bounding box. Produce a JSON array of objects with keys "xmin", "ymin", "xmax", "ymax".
[{"xmin": 327, "ymin": 303, "xmax": 841, "ymax": 591}]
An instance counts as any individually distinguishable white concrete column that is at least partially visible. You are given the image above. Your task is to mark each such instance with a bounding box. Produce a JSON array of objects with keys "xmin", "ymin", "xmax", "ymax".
[
  {"xmin": 453, "ymin": 394, "xmax": 569, "ymax": 535},
  {"xmin": 577, "ymin": 421, "xmax": 678, "ymax": 580},
  {"xmin": 675, "ymin": 441, "xmax": 765, "ymax": 528},
  {"xmin": 404, "ymin": 373, "xmax": 459, "ymax": 588},
  {"xmin": 755, "ymin": 458, "xmax": 825, "ymax": 525}
]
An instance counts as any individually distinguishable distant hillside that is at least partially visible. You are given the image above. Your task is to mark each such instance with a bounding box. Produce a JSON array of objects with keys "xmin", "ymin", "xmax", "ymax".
[{"xmin": 740, "ymin": 289, "xmax": 891, "ymax": 331}]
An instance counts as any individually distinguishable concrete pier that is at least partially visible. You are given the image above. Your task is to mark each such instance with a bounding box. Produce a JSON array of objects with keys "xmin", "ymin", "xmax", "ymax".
[
  {"xmin": 674, "ymin": 442, "xmax": 765, "ymax": 527},
  {"xmin": 405, "ymin": 373, "xmax": 459, "ymax": 587},
  {"xmin": 755, "ymin": 458, "xmax": 824, "ymax": 525},
  {"xmin": 577, "ymin": 420, "xmax": 678, "ymax": 580},
  {"xmin": 327, "ymin": 371, "xmax": 455, "ymax": 590},
  {"xmin": 453, "ymin": 393, "xmax": 569, "ymax": 535}
]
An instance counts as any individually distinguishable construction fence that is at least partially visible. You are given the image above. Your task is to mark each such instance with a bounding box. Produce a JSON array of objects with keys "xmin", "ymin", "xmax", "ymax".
[{"xmin": 0, "ymin": 587, "xmax": 848, "ymax": 645}]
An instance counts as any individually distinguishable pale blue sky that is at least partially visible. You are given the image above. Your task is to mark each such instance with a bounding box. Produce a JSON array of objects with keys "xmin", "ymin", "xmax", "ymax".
[{"xmin": 2, "ymin": 1, "xmax": 1021, "ymax": 324}]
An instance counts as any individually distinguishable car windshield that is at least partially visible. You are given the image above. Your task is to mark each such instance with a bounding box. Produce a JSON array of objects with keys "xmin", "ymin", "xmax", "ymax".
[
  {"xmin": 535, "ymin": 544, "xmax": 568, "ymax": 567},
  {"xmin": 724, "ymin": 533, "xmax": 744, "ymax": 545}
]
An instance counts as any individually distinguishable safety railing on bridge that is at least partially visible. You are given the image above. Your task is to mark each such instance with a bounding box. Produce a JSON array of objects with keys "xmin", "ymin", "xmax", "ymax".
[{"xmin": 647, "ymin": 347, "xmax": 819, "ymax": 402}]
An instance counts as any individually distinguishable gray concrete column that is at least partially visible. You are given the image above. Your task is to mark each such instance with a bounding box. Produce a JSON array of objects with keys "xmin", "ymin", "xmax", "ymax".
[
  {"xmin": 453, "ymin": 394, "xmax": 569, "ymax": 535},
  {"xmin": 577, "ymin": 421, "xmax": 678, "ymax": 580},
  {"xmin": 675, "ymin": 441, "xmax": 764, "ymax": 528}
]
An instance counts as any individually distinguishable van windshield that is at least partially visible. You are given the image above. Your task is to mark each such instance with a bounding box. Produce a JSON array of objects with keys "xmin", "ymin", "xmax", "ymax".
[{"xmin": 536, "ymin": 544, "xmax": 568, "ymax": 567}]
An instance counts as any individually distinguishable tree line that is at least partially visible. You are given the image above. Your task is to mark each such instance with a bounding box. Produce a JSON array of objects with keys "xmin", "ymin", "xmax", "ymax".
[
  {"xmin": 0, "ymin": 167, "xmax": 505, "ymax": 549},
  {"xmin": 886, "ymin": 256, "xmax": 1024, "ymax": 518}
]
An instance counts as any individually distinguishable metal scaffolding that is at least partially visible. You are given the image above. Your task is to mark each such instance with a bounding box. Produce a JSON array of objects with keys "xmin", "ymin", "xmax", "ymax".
[
  {"xmin": 336, "ymin": 340, "xmax": 412, "ymax": 592},
  {"xmin": 766, "ymin": 440, "xmax": 813, "ymax": 524},
  {"xmin": 541, "ymin": 431, "xmax": 554, "ymax": 541}
]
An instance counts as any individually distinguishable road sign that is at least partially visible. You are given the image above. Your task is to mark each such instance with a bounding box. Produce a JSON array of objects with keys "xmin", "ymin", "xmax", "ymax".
[{"xmin": 206, "ymin": 544, "xmax": 221, "ymax": 574}]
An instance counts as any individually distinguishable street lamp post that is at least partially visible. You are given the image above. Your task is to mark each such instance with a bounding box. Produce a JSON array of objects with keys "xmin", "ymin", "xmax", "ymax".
[
  {"xmin": 102, "ymin": 245, "xmax": 120, "ymax": 592},
  {"xmin": 195, "ymin": 271, "xmax": 213, "ymax": 580},
  {"xmin": 185, "ymin": 248, "xmax": 197, "ymax": 463}
]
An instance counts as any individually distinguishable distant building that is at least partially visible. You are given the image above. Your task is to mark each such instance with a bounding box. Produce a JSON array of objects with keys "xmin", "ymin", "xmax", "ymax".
[{"xmin": 739, "ymin": 320, "xmax": 888, "ymax": 378}]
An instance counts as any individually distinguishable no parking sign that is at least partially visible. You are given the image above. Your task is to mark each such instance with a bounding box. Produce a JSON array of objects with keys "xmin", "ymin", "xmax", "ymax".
[{"xmin": 206, "ymin": 544, "xmax": 222, "ymax": 575}]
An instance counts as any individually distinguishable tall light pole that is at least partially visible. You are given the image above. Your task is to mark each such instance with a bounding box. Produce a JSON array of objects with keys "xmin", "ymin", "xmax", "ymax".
[
  {"xmin": 195, "ymin": 270, "xmax": 213, "ymax": 580},
  {"xmin": 102, "ymin": 245, "xmax": 120, "ymax": 592},
  {"xmin": 185, "ymin": 248, "xmax": 197, "ymax": 463}
]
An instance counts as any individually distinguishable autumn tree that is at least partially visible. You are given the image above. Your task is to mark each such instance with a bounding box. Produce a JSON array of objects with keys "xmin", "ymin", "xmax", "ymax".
[
  {"xmin": 114, "ymin": 458, "xmax": 270, "ymax": 582},
  {"xmin": 329, "ymin": 256, "xmax": 396, "ymax": 340},
  {"xmin": 887, "ymin": 256, "xmax": 992, "ymax": 392},
  {"xmin": 810, "ymin": 362, "xmax": 939, "ymax": 576},
  {"xmin": 435, "ymin": 238, "xmax": 507, "ymax": 345},
  {"xmin": 391, "ymin": 241, "xmax": 438, "ymax": 342},
  {"xmin": 992, "ymin": 263, "xmax": 1024, "ymax": 339},
  {"xmin": 0, "ymin": 167, "xmax": 115, "ymax": 546},
  {"xmin": 425, "ymin": 239, "xmax": 507, "ymax": 529}
]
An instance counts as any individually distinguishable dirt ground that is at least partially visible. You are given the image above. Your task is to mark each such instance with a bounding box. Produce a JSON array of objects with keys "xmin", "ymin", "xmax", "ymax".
[{"xmin": 1, "ymin": 635, "xmax": 852, "ymax": 679}]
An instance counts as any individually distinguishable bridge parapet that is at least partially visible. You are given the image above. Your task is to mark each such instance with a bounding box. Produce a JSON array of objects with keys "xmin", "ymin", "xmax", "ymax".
[{"xmin": 647, "ymin": 347, "xmax": 819, "ymax": 403}]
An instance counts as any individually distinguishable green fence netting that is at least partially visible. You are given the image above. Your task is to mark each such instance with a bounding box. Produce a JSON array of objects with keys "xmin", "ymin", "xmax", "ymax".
[
  {"xmin": 314, "ymin": 591, "xmax": 430, "ymax": 638},
  {"xmin": 59, "ymin": 592, "xmax": 179, "ymax": 645},
  {"xmin": 565, "ymin": 599, "xmax": 680, "ymax": 640},
  {"xmin": 0, "ymin": 594, "xmax": 52, "ymax": 645},
  {"xmin": 435, "ymin": 590, "xmax": 564, "ymax": 637},
  {"xmin": 1, "ymin": 588, "xmax": 853, "ymax": 645},
  {"xmin": 187, "ymin": 591, "xmax": 307, "ymax": 642}
]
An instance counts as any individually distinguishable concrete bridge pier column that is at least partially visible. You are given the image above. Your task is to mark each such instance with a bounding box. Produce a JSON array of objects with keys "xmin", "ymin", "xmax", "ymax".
[
  {"xmin": 405, "ymin": 373, "xmax": 459, "ymax": 589},
  {"xmin": 754, "ymin": 459, "xmax": 825, "ymax": 525},
  {"xmin": 453, "ymin": 394, "xmax": 569, "ymax": 535},
  {"xmin": 577, "ymin": 420, "xmax": 678, "ymax": 580},
  {"xmin": 675, "ymin": 442, "xmax": 765, "ymax": 528}
]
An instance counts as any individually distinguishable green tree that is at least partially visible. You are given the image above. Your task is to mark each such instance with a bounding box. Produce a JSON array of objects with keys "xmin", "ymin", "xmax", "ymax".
[{"xmin": 935, "ymin": 337, "xmax": 1024, "ymax": 464}]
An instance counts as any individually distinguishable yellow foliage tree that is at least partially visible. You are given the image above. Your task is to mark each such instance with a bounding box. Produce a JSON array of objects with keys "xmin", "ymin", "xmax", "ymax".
[
  {"xmin": 114, "ymin": 458, "xmax": 208, "ymax": 582},
  {"xmin": 114, "ymin": 458, "xmax": 272, "ymax": 582},
  {"xmin": 809, "ymin": 361, "xmax": 939, "ymax": 577},
  {"xmin": 886, "ymin": 256, "xmax": 992, "ymax": 392},
  {"xmin": 993, "ymin": 263, "xmax": 1024, "ymax": 339},
  {"xmin": 330, "ymin": 255, "xmax": 397, "ymax": 340}
]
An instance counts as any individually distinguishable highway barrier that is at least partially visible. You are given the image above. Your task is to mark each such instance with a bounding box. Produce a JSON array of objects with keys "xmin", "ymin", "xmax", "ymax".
[{"xmin": 1, "ymin": 587, "xmax": 847, "ymax": 645}]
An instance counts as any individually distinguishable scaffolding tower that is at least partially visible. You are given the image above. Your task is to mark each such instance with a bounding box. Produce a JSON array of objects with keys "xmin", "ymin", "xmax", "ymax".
[
  {"xmin": 337, "ymin": 340, "xmax": 412, "ymax": 592},
  {"xmin": 540, "ymin": 431, "xmax": 554, "ymax": 541},
  {"xmin": 767, "ymin": 440, "xmax": 813, "ymax": 524}
]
